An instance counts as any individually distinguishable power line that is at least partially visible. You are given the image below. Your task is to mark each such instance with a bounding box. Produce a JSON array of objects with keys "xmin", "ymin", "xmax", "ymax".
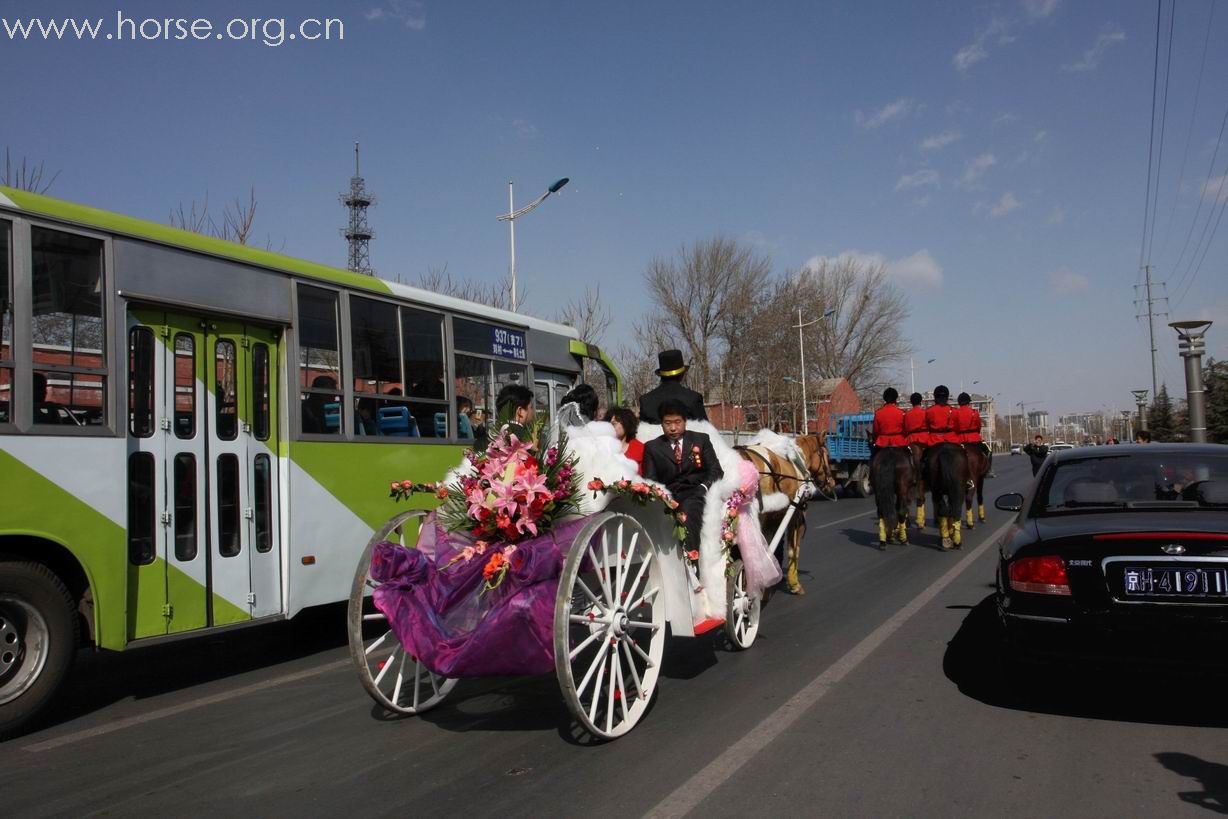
[
  {"xmin": 1137, "ymin": 0, "xmax": 1164, "ymax": 279},
  {"xmin": 1144, "ymin": 0, "xmax": 1176, "ymax": 269},
  {"xmin": 1175, "ymin": 180, "xmax": 1228, "ymax": 306},
  {"xmin": 1155, "ymin": 0, "xmax": 1215, "ymax": 267}
]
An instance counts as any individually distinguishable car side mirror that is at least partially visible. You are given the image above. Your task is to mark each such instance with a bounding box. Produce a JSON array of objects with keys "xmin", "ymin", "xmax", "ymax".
[{"xmin": 995, "ymin": 492, "xmax": 1024, "ymax": 512}]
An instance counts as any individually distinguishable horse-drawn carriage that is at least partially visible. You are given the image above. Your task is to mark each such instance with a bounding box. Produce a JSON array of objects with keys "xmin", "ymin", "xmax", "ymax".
[{"xmin": 346, "ymin": 420, "xmax": 828, "ymax": 739}]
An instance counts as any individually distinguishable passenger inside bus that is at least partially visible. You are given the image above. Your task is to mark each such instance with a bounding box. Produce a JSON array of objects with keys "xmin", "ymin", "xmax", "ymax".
[
  {"xmin": 33, "ymin": 372, "xmax": 65, "ymax": 425},
  {"xmin": 301, "ymin": 376, "xmax": 340, "ymax": 434}
]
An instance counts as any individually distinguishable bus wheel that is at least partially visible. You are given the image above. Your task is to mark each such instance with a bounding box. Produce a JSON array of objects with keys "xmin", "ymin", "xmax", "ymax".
[{"xmin": 0, "ymin": 561, "xmax": 77, "ymax": 740}]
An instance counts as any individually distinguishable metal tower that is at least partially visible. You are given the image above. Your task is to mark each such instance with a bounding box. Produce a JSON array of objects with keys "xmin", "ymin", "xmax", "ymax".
[{"xmin": 341, "ymin": 142, "xmax": 375, "ymax": 275}]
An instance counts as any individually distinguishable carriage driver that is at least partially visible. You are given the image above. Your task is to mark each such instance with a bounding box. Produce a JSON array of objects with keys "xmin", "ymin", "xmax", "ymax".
[{"xmin": 642, "ymin": 399, "xmax": 723, "ymax": 552}]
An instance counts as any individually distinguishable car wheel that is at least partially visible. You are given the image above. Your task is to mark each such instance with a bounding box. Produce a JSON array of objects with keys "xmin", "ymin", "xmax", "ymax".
[{"xmin": 0, "ymin": 561, "xmax": 78, "ymax": 740}]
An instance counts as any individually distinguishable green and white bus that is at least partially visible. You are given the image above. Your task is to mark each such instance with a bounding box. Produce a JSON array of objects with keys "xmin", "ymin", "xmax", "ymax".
[{"xmin": 0, "ymin": 186, "xmax": 620, "ymax": 737}]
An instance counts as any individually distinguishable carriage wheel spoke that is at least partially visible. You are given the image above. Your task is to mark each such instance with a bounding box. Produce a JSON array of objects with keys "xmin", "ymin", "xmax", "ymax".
[
  {"xmin": 577, "ymin": 641, "xmax": 610, "ymax": 699},
  {"xmin": 626, "ymin": 585, "xmax": 660, "ymax": 613},
  {"xmin": 617, "ymin": 531, "xmax": 641, "ymax": 600},
  {"xmin": 569, "ymin": 628, "xmax": 602, "ymax": 660},
  {"xmin": 569, "ymin": 613, "xmax": 607, "ymax": 626},
  {"xmin": 613, "ymin": 650, "xmax": 629, "ymax": 723},
  {"xmin": 624, "ymin": 619, "xmax": 658, "ymax": 631},
  {"xmin": 604, "ymin": 651, "xmax": 617, "ymax": 734},
  {"xmin": 588, "ymin": 544, "xmax": 614, "ymax": 607},
  {"xmin": 391, "ymin": 652, "xmax": 407, "ymax": 705},
  {"xmin": 574, "ymin": 577, "xmax": 606, "ymax": 613},
  {"xmin": 364, "ymin": 631, "xmax": 390, "ymax": 655},
  {"xmin": 622, "ymin": 552, "xmax": 652, "ymax": 609},
  {"xmin": 601, "ymin": 530, "xmax": 614, "ymax": 602},
  {"xmin": 412, "ymin": 657, "xmax": 422, "ymax": 710},
  {"xmin": 373, "ymin": 647, "xmax": 397, "ymax": 687},
  {"xmin": 429, "ymin": 670, "xmax": 440, "ymax": 697},
  {"xmin": 620, "ymin": 641, "xmax": 645, "ymax": 699},
  {"xmin": 362, "ymin": 612, "xmax": 386, "ymax": 622},
  {"xmin": 628, "ymin": 637, "xmax": 654, "ymax": 667},
  {"xmin": 613, "ymin": 522, "xmax": 626, "ymax": 599},
  {"xmin": 588, "ymin": 646, "xmax": 609, "ymax": 723}
]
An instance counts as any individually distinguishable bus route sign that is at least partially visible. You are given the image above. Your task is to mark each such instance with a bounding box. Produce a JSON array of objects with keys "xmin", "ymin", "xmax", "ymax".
[{"xmin": 490, "ymin": 326, "xmax": 527, "ymax": 361}]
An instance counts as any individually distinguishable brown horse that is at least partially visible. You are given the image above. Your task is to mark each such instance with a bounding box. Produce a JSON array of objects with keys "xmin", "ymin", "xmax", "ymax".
[
  {"xmin": 871, "ymin": 447, "xmax": 915, "ymax": 548},
  {"xmin": 736, "ymin": 445, "xmax": 811, "ymax": 595},
  {"xmin": 795, "ymin": 434, "xmax": 838, "ymax": 498},
  {"xmin": 962, "ymin": 443, "xmax": 992, "ymax": 528},
  {"xmin": 908, "ymin": 442, "xmax": 927, "ymax": 528},
  {"xmin": 925, "ymin": 443, "xmax": 969, "ymax": 550}
]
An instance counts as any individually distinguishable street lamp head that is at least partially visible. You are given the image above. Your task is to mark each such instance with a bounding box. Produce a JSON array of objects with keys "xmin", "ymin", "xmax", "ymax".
[
  {"xmin": 548, "ymin": 177, "xmax": 570, "ymax": 194},
  {"xmin": 822, "ymin": 308, "xmax": 836, "ymax": 318},
  {"xmin": 927, "ymin": 358, "xmax": 936, "ymax": 364}
]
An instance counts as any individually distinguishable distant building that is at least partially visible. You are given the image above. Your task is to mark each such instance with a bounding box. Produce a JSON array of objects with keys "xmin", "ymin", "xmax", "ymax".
[{"xmin": 812, "ymin": 377, "xmax": 861, "ymax": 434}]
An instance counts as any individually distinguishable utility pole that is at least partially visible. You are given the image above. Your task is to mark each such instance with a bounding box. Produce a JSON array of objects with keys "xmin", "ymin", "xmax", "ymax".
[{"xmin": 1135, "ymin": 266, "xmax": 1168, "ymax": 401}]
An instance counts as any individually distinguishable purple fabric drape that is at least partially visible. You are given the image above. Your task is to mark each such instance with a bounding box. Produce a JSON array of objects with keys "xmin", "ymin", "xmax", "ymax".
[{"xmin": 370, "ymin": 513, "xmax": 589, "ymax": 678}]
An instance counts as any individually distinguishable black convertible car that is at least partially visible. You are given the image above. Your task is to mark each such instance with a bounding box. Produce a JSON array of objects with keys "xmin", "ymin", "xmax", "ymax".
[{"xmin": 995, "ymin": 443, "xmax": 1228, "ymax": 664}]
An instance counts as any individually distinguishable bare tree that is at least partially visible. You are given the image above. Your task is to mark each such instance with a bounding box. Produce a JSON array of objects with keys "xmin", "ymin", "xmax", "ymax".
[
  {"xmin": 556, "ymin": 285, "xmax": 613, "ymax": 388},
  {"xmin": 414, "ymin": 264, "xmax": 525, "ymax": 311},
  {"xmin": 643, "ymin": 236, "xmax": 772, "ymax": 398},
  {"xmin": 170, "ymin": 187, "xmax": 270, "ymax": 247},
  {"xmin": 3, "ymin": 148, "xmax": 60, "ymax": 194}
]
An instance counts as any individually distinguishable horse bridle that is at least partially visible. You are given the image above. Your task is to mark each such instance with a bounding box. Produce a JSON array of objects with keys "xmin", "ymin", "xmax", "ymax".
[{"xmin": 735, "ymin": 446, "xmax": 815, "ymax": 512}]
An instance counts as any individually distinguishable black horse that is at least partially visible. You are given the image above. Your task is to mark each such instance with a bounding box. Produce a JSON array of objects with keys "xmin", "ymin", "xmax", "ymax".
[
  {"xmin": 925, "ymin": 443, "xmax": 969, "ymax": 550},
  {"xmin": 871, "ymin": 447, "xmax": 915, "ymax": 549}
]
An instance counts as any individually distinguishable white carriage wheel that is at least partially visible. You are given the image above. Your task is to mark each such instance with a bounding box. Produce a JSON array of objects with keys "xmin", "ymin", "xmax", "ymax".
[
  {"xmin": 724, "ymin": 559, "xmax": 760, "ymax": 650},
  {"xmin": 347, "ymin": 510, "xmax": 457, "ymax": 716},
  {"xmin": 554, "ymin": 512, "xmax": 665, "ymax": 741}
]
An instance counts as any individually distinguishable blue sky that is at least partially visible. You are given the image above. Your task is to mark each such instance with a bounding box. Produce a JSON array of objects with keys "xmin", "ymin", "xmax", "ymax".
[{"xmin": 4, "ymin": 0, "xmax": 1227, "ymax": 417}]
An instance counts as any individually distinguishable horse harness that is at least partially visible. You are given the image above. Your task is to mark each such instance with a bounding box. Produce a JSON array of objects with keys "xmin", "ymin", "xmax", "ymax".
[{"xmin": 735, "ymin": 445, "xmax": 814, "ymax": 513}]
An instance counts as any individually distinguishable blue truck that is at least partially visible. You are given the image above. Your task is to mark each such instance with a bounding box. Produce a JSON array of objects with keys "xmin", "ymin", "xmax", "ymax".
[{"xmin": 825, "ymin": 412, "xmax": 874, "ymax": 497}]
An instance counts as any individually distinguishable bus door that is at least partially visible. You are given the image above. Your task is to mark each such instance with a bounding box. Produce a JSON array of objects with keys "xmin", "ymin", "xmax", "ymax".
[
  {"xmin": 206, "ymin": 320, "xmax": 283, "ymax": 623},
  {"xmin": 125, "ymin": 310, "xmax": 209, "ymax": 638},
  {"xmin": 533, "ymin": 369, "xmax": 575, "ymax": 425}
]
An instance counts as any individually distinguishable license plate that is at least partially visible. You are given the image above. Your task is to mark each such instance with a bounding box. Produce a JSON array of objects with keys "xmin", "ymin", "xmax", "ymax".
[{"xmin": 1122, "ymin": 566, "xmax": 1228, "ymax": 597}]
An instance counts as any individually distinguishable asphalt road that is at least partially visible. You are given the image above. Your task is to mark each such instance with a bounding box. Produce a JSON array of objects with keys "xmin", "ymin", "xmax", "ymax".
[{"xmin": 8, "ymin": 455, "xmax": 1228, "ymax": 817}]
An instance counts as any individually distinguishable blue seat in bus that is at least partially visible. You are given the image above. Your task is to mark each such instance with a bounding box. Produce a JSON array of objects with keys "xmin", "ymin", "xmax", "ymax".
[
  {"xmin": 379, "ymin": 406, "xmax": 419, "ymax": 437},
  {"xmin": 457, "ymin": 413, "xmax": 473, "ymax": 439},
  {"xmin": 435, "ymin": 412, "xmax": 448, "ymax": 438},
  {"xmin": 324, "ymin": 402, "xmax": 341, "ymax": 432}
]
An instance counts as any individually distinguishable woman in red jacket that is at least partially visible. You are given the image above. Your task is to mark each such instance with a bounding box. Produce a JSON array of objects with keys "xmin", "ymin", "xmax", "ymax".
[{"xmin": 605, "ymin": 405, "xmax": 644, "ymax": 475}]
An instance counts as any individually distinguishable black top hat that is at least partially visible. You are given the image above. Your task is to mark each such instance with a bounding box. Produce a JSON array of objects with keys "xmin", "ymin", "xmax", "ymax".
[{"xmin": 655, "ymin": 349, "xmax": 689, "ymax": 377}]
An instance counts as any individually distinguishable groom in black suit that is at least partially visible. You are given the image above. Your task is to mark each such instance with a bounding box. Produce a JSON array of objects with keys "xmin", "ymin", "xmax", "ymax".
[{"xmin": 642, "ymin": 400, "xmax": 724, "ymax": 551}]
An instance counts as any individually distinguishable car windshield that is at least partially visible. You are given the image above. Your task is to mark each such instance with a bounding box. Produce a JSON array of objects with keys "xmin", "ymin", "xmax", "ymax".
[{"xmin": 1036, "ymin": 452, "xmax": 1228, "ymax": 514}]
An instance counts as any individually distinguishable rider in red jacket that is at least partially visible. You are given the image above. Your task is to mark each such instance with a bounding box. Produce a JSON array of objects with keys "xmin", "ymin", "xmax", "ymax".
[
  {"xmin": 925, "ymin": 385, "xmax": 958, "ymax": 444},
  {"xmin": 872, "ymin": 387, "xmax": 907, "ymax": 447},
  {"xmin": 953, "ymin": 393, "xmax": 982, "ymax": 444},
  {"xmin": 903, "ymin": 392, "xmax": 929, "ymax": 447}
]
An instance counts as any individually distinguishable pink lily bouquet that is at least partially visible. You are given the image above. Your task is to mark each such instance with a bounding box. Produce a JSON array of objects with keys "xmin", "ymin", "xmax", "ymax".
[{"xmin": 390, "ymin": 425, "xmax": 583, "ymax": 593}]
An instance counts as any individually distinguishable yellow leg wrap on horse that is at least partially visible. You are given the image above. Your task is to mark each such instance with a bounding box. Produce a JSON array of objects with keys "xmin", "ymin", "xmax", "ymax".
[
  {"xmin": 939, "ymin": 517, "xmax": 950, "ymax": 538},
  {"xmin": 878, "ymin": 518, "xmax": 887, "ymax": 543},
  {"xmin": 978, "ymin": 503, "xmax": 986, "ymax": 522},
  {"xmin": 897, "ymin": 522, "xmax": 908, "ymax": 543},
  {"xmin": 966, "ymin": 508, "xmax": 974, "ymax": 527},
  {"xmin": 952, "ymin": 519, "xmax": 962, "ymax": 545},
  {"xmin": 916, "ymin": 505, "xmax": 925, "ymax": 527}
]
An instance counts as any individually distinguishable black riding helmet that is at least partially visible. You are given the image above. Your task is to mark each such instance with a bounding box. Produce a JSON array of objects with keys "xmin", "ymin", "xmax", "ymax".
[
  {"xmin": 882, "ymin": 387, "xmax": 899, "ymax": 403},
  {"xmin": 933, "ymin": 385, "xmax": 950, "ymax": 402},
  {"xmin": 957, "ymin": 392, "xmax": 971, "ymax": 405},
  {"xmin": 909, "ymin": 392, "xmax": 923, "ymax": 406}
]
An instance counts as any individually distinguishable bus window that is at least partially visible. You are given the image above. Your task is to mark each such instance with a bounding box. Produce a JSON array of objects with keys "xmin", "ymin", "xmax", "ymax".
[
  {"xmin": 402, "ymin": 307, "xmax": 446, "ymax": 438},
  {"xmin": 253, "ymin": 454, "xmax": 272, "ymax": 552},
  {"xmin": 173, "ymin": 453, "xmax": 197, "ymax": 561},
  {"xmin": 252, "ymin": 342, "xmax": 270, "ymax": 441},
  {"xmin": 1, "ymin": 221, "xmax": 10, "ymax": 423},
  {"xmin": 127, "ymin": 452, "xmax": 156, "ymax": 565},
  {"xmin": 454, "ymin": 354, "xmax": 492, "ymax": 434},
  {"xmin": 216, "ymin": 454, "xmax": 241, "ymax": 557},
  {"xmin": 174, "ymin": 334, "xmax": 196, "ymax": 439},
  {"xmin": 297, "ymin": 285, "xmax": 342, "ymax": 436},
  {"xmin": 494, "ymin": 361, "xmax": 527, "ymax": 405},
  {"xmin": 31, "ymin": 227, "xmax": 107, "ymax": 426},
  {"xmin": 128, "ymin": 327, "xmax": 155, "ymax": 437},
  {"xmin": 350, "ymin": 295, "xmax": 412, "ymax": 437},
  {"xmin": 214, "ymin": 340, "xmax": 238, "ymax": 441}
]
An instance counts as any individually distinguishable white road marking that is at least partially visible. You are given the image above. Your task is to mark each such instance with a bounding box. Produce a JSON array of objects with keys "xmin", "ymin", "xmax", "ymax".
[
  {"xmin": 646, "ymin": 518, "xmax": 1013, "ymax": 819},
  {"xmin": 812, "ymin": 509, "xmax": 875, "ymax": 529},
  {"xmin": 22, "ymin": 658, "xmax": 350, "ymax": 753}
]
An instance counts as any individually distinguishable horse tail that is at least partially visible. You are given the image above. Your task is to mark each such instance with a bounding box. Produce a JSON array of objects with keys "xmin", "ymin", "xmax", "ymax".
[
  {"xmin": 872, "ymin": 449, "xmax": 902, "ymax": 531},
  {"xmin": 933, "ymin": 444, "xmax": 966, "ymax": 518}
]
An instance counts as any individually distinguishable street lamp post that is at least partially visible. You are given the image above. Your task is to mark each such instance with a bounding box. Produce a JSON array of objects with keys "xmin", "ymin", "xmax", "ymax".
[
  {"xmin": 1131, "ymin": 389, "xmax": 1149, "ymax": 432},
  {"xmin": 793, "ymin": 308, "xmax": 835, "ymax": 434},
  {"xmin": 910, "ymin": 357, "xmax": 936, "ymax": 395},
  {"xmin": 1170, "ymin": 320, "xmax": 1214, "ymax": 443},
  {"xmin": 496, "ymin": 177, "xmax": 569, "ymax": 312}
]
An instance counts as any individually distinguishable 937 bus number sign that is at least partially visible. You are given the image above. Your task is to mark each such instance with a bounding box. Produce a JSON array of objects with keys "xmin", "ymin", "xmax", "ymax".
[{"xmin": 490, "ymin": 326, "xmax": 526, "ymax": 361}]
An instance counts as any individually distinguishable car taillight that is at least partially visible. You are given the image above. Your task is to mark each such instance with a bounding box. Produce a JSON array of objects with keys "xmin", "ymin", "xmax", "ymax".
[{"xmin": 1009, "ymin": 556, "xmax": 1072, "ymax": 596}]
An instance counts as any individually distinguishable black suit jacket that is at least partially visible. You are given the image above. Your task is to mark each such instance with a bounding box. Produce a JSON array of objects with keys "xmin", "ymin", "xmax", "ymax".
[
  {"xmin": 642, "ymin": 430, "xmax": 723, "ymax": 498},
  {"xmin": 638, "ymin": 380, "xmax": 708, "ymax": 424}
]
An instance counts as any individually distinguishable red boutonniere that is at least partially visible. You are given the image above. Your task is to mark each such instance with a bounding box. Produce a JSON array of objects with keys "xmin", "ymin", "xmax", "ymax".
[{"xmin": 691, "ymin": 444, "xmax": 703, "ymax": 468}]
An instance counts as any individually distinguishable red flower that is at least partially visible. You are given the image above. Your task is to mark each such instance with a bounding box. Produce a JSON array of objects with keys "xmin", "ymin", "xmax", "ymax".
[
  {"xmin": 587, "ymin": 478, "xmax": 606, "ymax": 491},
  {"xmin": 482, "ymin": 552, "xmax": 505, "ymax": 581},
  {"xmin": 435, "ymin": 487, "xmax": 450, "ymax": 500},
  {"xmin": 631, "ymin": 482, "xmax": 650, "ymax": 495},
  {"xmin": 686, "ymin": 549, "xmax": 700, "ymax": 561}
]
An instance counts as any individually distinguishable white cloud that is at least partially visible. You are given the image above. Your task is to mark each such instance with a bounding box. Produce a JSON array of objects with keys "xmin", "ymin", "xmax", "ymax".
[
  {"xmin": 855, "ymin": 98, "xmax": 916, "ymax": 130},
  {"xmin": 804, "ymin": 249, "xmax": 944, "ymax": 290},
  {"xmin": 914, "ymin": 195, "xmax": 932, "ymax": 208},
  {"xmin": 1034, "ymin": 129, "xmax": 1048, "ymax": 142},
  {"xmin": 1023, "ymin": 0, "xmax": 1060, "ymax": 20},
  {"xmin": 511, "ymin": 118, "xmax": 538, "ymax": 139},
  {"xmin": 993, "ymin": 113, "xmax": 1019, "ymax": 127},
  {"xmin": 1047, "ymin": 206, "xmax": 1067, "ymax": 224},
  {"xmin": 953, "ymin": 42, "xmax": 988, "ymax": 71},
  {"xmin": 1201, "ymin": 174, "xmax": 1228, "ymax": 203},
  {"xmin": 1064, "ymin": 25, "xmax": 1125, "ymax": 71},
  {"xmin": 1049, "ymin": 269, "xmax": 1089, "ymax": 294},
  {"xmin": 895, "ymin": 168, "xmax": 940, "ymax": 192},
  {"xmin": 989, "ymin": 191, "xmax": 1021, "ymax": 217},
  {"xmin": 365, "ymin": 0, "xmax": 426, "ymax": 30},
  {"xmin": 960, "ymin": 152, "xmax": 997, "ymax": 187},
  {"xmin": 920, "ymin": 130, "xmax": 962, "ymax": 151}
]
